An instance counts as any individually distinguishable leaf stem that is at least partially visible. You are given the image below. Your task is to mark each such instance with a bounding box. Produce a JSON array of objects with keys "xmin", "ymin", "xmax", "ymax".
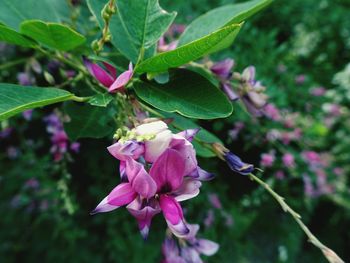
[
  {"xmin": 70, "ymin": 95, "xmax": 92, "ymax": 102},
  {"xmin": 246, "ymin": 172, "xmax": 344, "ymax": 263}
]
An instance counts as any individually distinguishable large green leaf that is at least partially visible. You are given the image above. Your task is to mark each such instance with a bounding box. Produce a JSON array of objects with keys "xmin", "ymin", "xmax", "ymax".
[
  {"xmin": 63, "ymin": 102, "xmax": 115, "ymax": 140},
  {"xmin": 134, "ymin": 69, "xmax": 233, "ymax": 119},
  {"xmin": 135, "ymin": 24, "xmax": 242, "ymax": 74},
  {"xmin": 165, "ymin": 113, "xmax": 222, "ymax": 158},
  {"xmin": 87, "ymin": 0, "xmax": 176, "ymax": 63},
  {"xmin": 88, "ymin": 93, "xmax": 113, "ymax": 107},
  {"xmin": 0, "ymin": 24, "xmax": 36, "ymax": 47},
  {"xmin": 0, "ymin": 84, "xmax": 74, "ymax": 121},
  {"xmin": 0, "ymin": 0, "xmax": 69, "ymax": 30},
  {"xmin": 178, "ymin": 0, "xmax": 273, "ymax": 46},
  {"xmin": 20, "ymin": 20, "xmax": 86, "ymax": 51}
]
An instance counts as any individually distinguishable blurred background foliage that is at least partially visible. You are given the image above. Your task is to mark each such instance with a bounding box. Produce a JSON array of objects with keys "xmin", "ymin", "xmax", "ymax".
[{"xmin": 0, "ymin": 0, "xmax": 350, "ymax": 262}]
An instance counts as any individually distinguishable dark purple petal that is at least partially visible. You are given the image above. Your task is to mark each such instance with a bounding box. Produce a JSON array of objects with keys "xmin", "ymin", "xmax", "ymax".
[
  {"xmin": 224, "ymin": 152, "xmax": 254, "ymax": 175},
  {"xmin": 102, "ymin": 61, "xmax": 117, "ymax": 78},
  {"xmin": 150, "ymin": 149, "xmax": 185, "ymax": 193}
]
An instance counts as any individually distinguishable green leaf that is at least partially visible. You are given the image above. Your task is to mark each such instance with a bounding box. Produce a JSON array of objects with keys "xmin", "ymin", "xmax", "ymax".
[
  {"xmin": 87, "ymin": 0, "xmax": 176, "ymax": 63},
  {"xmin": 134, "ymin": 69, "xmax": 233, "ymax": 119},
  {"xmin": 165, "ymin": 113, "xmax": 222, "ymax": 158},
  {"xmin": 0, "ymin": 84, "xmax": 73, "ymax": 121},
  {"xmin": 178, "ymin": 0, "xmax": 273, "ymax": 46},
  {"xmin": 135, "ymin": 24, "xmax": 242, "ymax": 74},
  {"xmin": 20, "ymin": 20, "xmax": 86, "ymax": 51},
  {"xmin": 63, "ymin": 102, "xmax": 115, "ymax": 140},
  {"xmin": 0, "ymin": 0, "xmax": 69, "ymax": 30},
  {"xmin": 0, "ymin": 24, "xmax": 36, "ymax": 47},
  {"xmin": 88, "ymin": 93, "xmax": 113, "ymax": 107}
]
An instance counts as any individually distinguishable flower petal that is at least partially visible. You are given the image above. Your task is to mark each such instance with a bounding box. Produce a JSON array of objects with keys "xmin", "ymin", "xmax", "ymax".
[
  {"xmin": 211, "ymin": 58, "xmax": 234, "ymax": 79},
  {"xmin": 90, "ymin": 196, "xmax": 119, "ymax": 215},
  {"xmin": 108, "ymin": 62, "xmax": 133, "ymax": 92},
  {"xmin": 222, "ymin": 82, "xmax": 239, "ymax": 101},
  {"xmin": 188, "ymin": 167, "xmax": 215, "ymax": 181},
  {"xmin": 173, "ymin": 178, "xmax": 201, "ymax": 202},
  {"xmin": 107, "ymin": 140, "xmax": 144, "ymax": 161},
  {"xmin": 170, "ymin": 135, "xmax": 197, "ymax": 175},
  {"xmin": 159, "ymin": 195, "xmax": 190, "ymax": 238},
  {"xmin": 194, "ymin": 239, "xmax": 219, "ymax": 256},
  {"xmin": 107, "ymin": 182, "xmax": 137, "ymax": 206},
  {"xmin": 102, "ymin": 61, "xmax": 117, "ymax": 79},
  {"xmin": 125, "ymin": 158, "xmax": 157, "ymax": 198},
  {"xmin": 224, "ymin": 152, "xmax": 254, "ymax": 175},
  {"xmin": 181, "ymin": 247, "xmax": 203, "ymax": 263},
  {"xmin": 127, "ymin": 197, "xmax": 161, "ymax": 239},
  {"xmin": 83, "ymin": 57, "xmax": 115, "ymax": 87},
  {"xmin": 176, "ymin": 128, "xmax": 200, "ymax": 142},
  {"xmin": 150, "ymin": 149, "xmax": 185, "ymax": 193}
]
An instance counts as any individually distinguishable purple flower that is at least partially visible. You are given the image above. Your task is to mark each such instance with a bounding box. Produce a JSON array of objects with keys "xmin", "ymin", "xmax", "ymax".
[
  {"xmin": 260, "ymin": 153, "xmax": 275, "ymax": 167},
  {"xmin": 83, "ymin": 57, "xmax": 133, "ymax": 93},
  {"xmin": 295, "ymin": 74, "xmax": 306, "ymax": 85},
  {"xmin": 275, "ymin": 170, "xmax": 285, "ymax": 180},
  {"xmin": 264, "ymin": 103, "xmax": 281, "ymax": 121},
  {"xmin": 91, "ymin": 121, "xmax": 213, "ymax": 239},
  {"xmin": 24, "ymin": 178, "xmax": 40, "ymax": 190},
  {"xmin": 22, "ymin": 109, "xmax": 33, "ymax": 121},
  {"xmin": 310, "ymin": 87, "xmax": 326, "ymax": 96},
  {"xmin": 282, "ymin": 153, "xmax": 295, "ymax": 168},
  {"xmin": 224, "ymin": 152, "xmax": 254, "ymax": 175},
  {"xmin": 0, "ymin": 127, "xmax": 13, "ymax": 139},
  {"xmin": 210, "ymin": 59, "xmax": 234, "ymax": 79},
  {"xmin": 17, "ymin": 72, "xmax": 34, "ymax": 86},
  {"xmin": 70, "ymin": 142, "xmax": 80, "ymax": 153},
  {"xmin": 204, "ymin": 209, "xmax": 215, "ymax": 227},
  {"xmin": 208, "ymin": 193, "xmax": 222, "ymax": 209}
]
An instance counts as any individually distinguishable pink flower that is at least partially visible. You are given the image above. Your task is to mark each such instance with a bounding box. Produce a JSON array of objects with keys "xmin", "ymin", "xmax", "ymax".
[
  {"xmin": 310, "ymin": 87, "xmax": 326, "ymax": 96},
  {"xmin": 295, "ymin": 74, "xmax": 306, "ymax": 85},
  {"xmin": 264, "ymin": 103, "xmax": 282, "ymax": 121},
  {"xmin": 302, "ymin": 151, "xmax": 321, "ymax": 165},
  {"xmin": 83, "ymin": 57, "xmax": 133, "ymax": 93},
  {"xmin": 260, "ymin": 153, "xmax": 275, "ymax": 167},
  {"xmin": 282, "ymin": 153, "xmax": 295, "ymax": 168},
  {"xmin": 208, "ymin": 193, "xmax": 222, "ymax": 209},
  {"xmin": 275, "ymin": 170, "xmax": 285, "ymax": 180},
  {"xmin": 91, "ymin": 121, "xmax": 214, "ymax": 239}
]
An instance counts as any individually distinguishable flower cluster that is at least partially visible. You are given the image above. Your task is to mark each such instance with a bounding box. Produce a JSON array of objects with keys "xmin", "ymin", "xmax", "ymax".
[
  {"xmin": 44, "ymin": 113, "xmax": 80, "ymax": 161},
  {"xmin": 161, "ymin": 224, "xmax": 219, "ymax": 263},
  {"xmin": 91, "ymin": 120, "xmax": 215, "ymax": 239}
]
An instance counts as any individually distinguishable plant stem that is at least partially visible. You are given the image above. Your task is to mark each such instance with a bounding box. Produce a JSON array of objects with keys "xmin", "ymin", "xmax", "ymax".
[
  {"xmin": 247, "ymin": 172, "xmax": 345, "ymax": 263},
  {"xmin": 71, "ymin": 95, "xmax": 92, "ymax": 102}
]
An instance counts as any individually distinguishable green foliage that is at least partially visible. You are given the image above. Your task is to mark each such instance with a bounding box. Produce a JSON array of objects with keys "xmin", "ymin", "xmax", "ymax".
[
  {"xmin": 0, "ymin": 0, "xmax": 69, "ymax": 30},
  {"xmin": 134, "ymin": 69, "xmax": 233, "ymax": 119},
  {"xmin": 0, "ymin": 84, "xmax": 73, "ymax": 121},
  {"xmin": 135, "ymin": 23, "xmax": 242, "ymax": 73},
  {"xmin": 63, "ymin": 102, "xmax": 116, "ymax": 140},
  {"xmin": 88, "ymin": 93, "xmax": 113, "ymax": 107},
  {"xmin": 20, "ymin": 20, "xmax": 86, "ymax": 51},
  {"xmin": 87, "ymin": 0, "xmax": 176, "ymax": 63},
  {"xmin": 0, "ymin": 24, "xmax": 36, "ymax": 47},
  {"xmin": 178, "ymin": 0, "xmax": 273, "ymax": 46}
]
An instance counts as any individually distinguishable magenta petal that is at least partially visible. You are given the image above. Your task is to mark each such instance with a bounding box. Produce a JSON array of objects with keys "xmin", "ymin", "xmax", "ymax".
[
  {"xmin": 102, "ymin": 62, "xmax": 117, "ymax": 78},
  {"xmin": 173, "ymin": 178, "xmax": 201, "ymax": 202},
  {"xmin": 119, "ymin": 161, "xmax": 127, "ymax": 182},
  {"xmin": 159, "ymin": 195, "xmax": 184, "ymax": 225},
  {"xmin": 83, "ymin": 57, "xmax": 115, "ymax": 87},
  {"xmin": 127, "ymin": 197, "xmax": 161, "ymax": 239},
  {"xmin": 170, "ymin": 135, "xmax": 198, "ymax": 175},
  {"xmin": 107, "ymin": 183, "xmax": 137, "ymax": 206},
  {"xmin": 107, "ymin": 140, "xmax": 144, "ymax": 161},
  {"xmin": 90, "ymin": 196, "xmax": 119, "ymax": 215},
  {"xmin": 150, "ymin": 149, "xmax": 185, "ymax": 193},
  {"xmin": 108, "ymin": 62, "xmax": 133, "ymax": 92},
  {"xmin": 176, "ymin": 128, "xmax": 200, "ymax": 142},
  {"xmin": 125, "ymin": 158, "xmax": 157, "ymax": 198}
]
